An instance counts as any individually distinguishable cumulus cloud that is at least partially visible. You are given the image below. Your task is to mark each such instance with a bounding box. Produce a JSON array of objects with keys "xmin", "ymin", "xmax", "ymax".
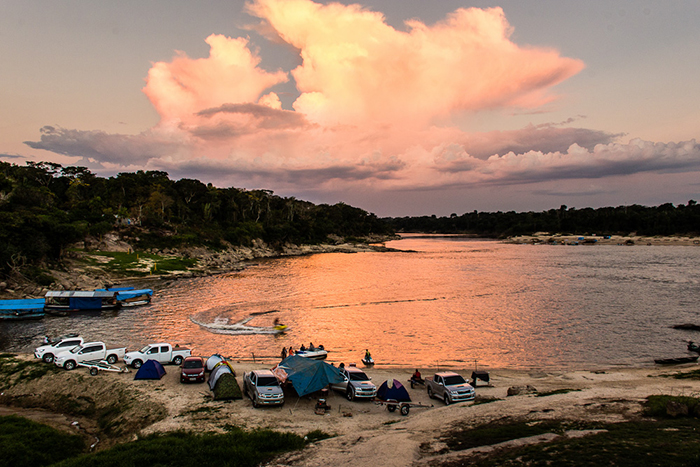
[
  {"xmin": 142, "ymin": 34, "xmax": 288, "ymax": 127},
  {"xmin": 431, "ymin": 139, "xmax": 700, "ymax": 186},
  {"xmin": 21, "ymin": 0, "xmax": 700, "ymax": 209},
  {"xmin": 247, "ymin": 0, "xmax": 584, "ymax": 126}
]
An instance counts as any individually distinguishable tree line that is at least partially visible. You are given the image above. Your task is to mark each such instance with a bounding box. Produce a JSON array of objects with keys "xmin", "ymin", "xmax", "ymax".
[
  {"xmin": 0, "ymin": 161, "xmax": 390, "ymax": 282},
  {"xmin": 382, "ymin": 202, "xmax": 700, "ymax": 238}
]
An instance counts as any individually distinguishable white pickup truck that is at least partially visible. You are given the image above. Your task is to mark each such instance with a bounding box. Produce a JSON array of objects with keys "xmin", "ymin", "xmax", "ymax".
[
  {"xmin": 123, "ymin": 343, "xmax": 191, "ymax": 369},
  {"xmin": 34, "ymin": 334, "xmax": 84, "ymax": 364},
  {"xmin": 54, "ymin": 342, "xmax": 127, "ymax": 370}
]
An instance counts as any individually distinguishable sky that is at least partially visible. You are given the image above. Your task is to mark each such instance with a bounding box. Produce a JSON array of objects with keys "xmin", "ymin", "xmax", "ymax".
[{"xmin": 2, "ymin": 0, "xmax": 699, "ymax": 217}]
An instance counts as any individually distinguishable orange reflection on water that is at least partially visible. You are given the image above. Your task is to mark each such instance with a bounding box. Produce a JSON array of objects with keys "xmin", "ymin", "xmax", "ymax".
[{"xmin": 52, "ymin": 236, "xmax": 700, "ymax": 372}]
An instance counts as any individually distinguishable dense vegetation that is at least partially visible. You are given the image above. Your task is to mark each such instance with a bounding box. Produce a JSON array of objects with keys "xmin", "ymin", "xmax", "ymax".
[
  {"xmin": 0, "ymin": 415, "xmax": 86, "ymax": 467},
  {"xmin": 0, "ymin": 416, "xmax": 308, "ymax": 467},
  {"xmin": 0, "ymin": 161, "xmax": 391, "ymax": 281},
  {"xmin": 384, "ymin": 202, "xmax": 700, "ymax": 238}
]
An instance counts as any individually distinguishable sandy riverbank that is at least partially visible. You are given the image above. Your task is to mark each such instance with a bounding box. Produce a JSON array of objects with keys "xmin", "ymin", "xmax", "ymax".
[
  {"xmin": 3, "ymin": 353, "xmax": 700, "ymax": 466},
  {"xmin": 505, "ymin": 233, "xmax": 700, "ymax": 246}
]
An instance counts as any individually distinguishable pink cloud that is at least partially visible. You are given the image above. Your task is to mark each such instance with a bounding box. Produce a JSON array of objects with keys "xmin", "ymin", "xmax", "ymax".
[
  {"xmin": 142, "ymin": 34, "xmax": 288, "ymax": 127},
  {"xmin": 25, "ymin": 0, "xmax": 700, "ymax": 211},
  {"xmin": 248, "ymin": 0, "xmax": 584, "ymax": 125}
]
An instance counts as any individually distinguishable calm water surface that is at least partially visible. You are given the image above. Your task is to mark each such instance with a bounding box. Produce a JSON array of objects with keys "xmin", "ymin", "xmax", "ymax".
[{"xmin": 3, "ymin": 235, "xmax": 700, "ymax": 371}]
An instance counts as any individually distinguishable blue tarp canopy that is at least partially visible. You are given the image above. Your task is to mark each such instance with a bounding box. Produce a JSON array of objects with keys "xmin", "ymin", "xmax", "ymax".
[
  {"xmin": 377, "ymin": 379, "xmax": 411, "ymax": 402},
  {"xmin": 134, "ymin": 359, "xmax": 167, "ymax": 380},
  {"xmin": 0, "ymin": 299, "xmax": 45, "ymax": 311},
  {"xmin": 278, "ymin": 355, "xmax": 344, "ymax": 397},
  {"xmin": 99, "ymin": 288, "xmax": 153, "ymax": 300}
]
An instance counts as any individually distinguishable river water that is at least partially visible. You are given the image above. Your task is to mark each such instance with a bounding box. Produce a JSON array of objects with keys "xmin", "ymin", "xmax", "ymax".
[{"xmin": 3, "ymin": 235, "xmax": 700, "ymax": 371}]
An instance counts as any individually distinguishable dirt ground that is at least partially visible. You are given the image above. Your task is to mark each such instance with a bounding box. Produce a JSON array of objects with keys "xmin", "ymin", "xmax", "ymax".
[{"xmin": 4, "ymin": 354, "xmax": 700, "ymax": 466}]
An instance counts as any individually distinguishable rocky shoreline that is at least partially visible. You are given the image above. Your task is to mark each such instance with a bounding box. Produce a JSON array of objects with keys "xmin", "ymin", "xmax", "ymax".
[{"xmin": 0, "ymin": 234, "xmax": 400, "ymax": 300}]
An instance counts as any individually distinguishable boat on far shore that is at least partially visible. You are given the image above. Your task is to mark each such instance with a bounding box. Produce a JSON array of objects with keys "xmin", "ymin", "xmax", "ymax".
[
  {"xmin": 98, "ymin": 287, "xmax": 153, "ymax": 307},
  {"xmin": 44, "ymin": 290, "xmax": 121, "ymax": 315},
  {"xmin": 654, "ymin": 356, "xmax": 699, "ymax": 365},
  {"xmin": 0, "ymin": 298, "xmax": 45, "ymax": 320}
]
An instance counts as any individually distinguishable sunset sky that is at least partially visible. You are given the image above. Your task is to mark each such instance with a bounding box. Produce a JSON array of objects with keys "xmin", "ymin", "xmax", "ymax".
[{"xmin": 2, "ymin": 0, "xmax": 699, "ymax": 216}]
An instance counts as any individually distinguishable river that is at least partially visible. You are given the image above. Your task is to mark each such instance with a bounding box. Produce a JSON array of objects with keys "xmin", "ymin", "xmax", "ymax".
[{"xmin": 3, "ymin": 234, "xmax": 700, "ymax": 371}]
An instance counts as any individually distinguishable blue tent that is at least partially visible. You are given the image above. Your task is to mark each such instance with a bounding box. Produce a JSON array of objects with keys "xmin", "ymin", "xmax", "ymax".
[
  {"xmin": 377, "ymin": 379, "xmax": 411, "ymax": 402},
  {"xmin": 278, "ymin": 355, "xmax": 344, "ymax": 396},
  {"xmin": 134, "ymin": 359, "xmax": 167, "ymax": 380}
]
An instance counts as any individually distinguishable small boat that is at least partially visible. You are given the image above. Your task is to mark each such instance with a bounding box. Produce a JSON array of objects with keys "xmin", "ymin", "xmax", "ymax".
[
  {"xmin": 0, "ymin": 298, "xmax": 45, "ymax": 320},
  {"xmin": 362, "ymin": 356, "xmax": 375, "ymax": 366},
  {"xmin": 44, "ymin": 290, "xmax": 121, "ymax": 315},
  {"xmin": 98, "ymin": 287, "xmax": 153, "ymax": 307},
  {"xmin": 654, "ymin": 356, "xmax": 699, "ymax": 365},
  {"xmin": 295, "ymin": 348, "xmax": 328, "ymax": 360}
]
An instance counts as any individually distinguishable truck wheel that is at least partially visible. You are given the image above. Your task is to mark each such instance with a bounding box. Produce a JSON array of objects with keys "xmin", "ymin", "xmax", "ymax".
[
  {"xmin": 444, "ymin": 394, "xmax": 451, "ymax": 406},
  {"xmin": 400, "ymin": 405, "xmax": 410, "ymax": 416},
  {"xmin": 106, "ymin": 354, "xmax": 118, "ymax": 364},
  {"xmin": 43, "ymin": 353, "xmax": 54, "ymax": 364},
  {"xmin": 346, "ymin": 388, "xmax": 355, "ymax": 401},
  {"xmin": 64, "ymin": 360, "xmax": 76, "ymax": 371},
  {"xmin": 173, "ymin": 356, "xmax": 183, "ymax": 366},
  {"xmin": 132, "ymin": 359, "xmax": 143, "ymax": 369},
  {"xmin": 387, "ymin": 404, "xmax": 396, "ymax": 412},
  {"xmin": 90, "ymin": 367, "xmax": 99, "ymax": 376},
  {"xmin": 427, "ymin": 387, "xmax": 433, "ymax": 399}
]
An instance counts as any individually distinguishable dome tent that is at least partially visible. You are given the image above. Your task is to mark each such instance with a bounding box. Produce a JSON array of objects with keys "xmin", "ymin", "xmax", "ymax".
[
  {"xmin": 377, "ymin": 379, "xmax": 411, "ymax": 402},
  {"xmin": 134, "ymin": 359, "xmax": 166, "ymax": 380}
]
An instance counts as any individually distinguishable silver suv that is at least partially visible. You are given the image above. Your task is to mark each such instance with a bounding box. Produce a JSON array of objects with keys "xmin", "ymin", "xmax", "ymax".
[
  {"xmin": 243, "ymin": 370, "xmax": 284, "ymax": 407},
  {"xmin": 330, "ymin": 366, "xmax": 377, "ymax": 401}
]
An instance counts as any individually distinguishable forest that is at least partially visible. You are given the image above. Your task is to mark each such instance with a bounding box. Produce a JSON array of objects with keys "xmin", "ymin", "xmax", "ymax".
[
  {"xmin": 383, "ymin": 202, "xmax": 700, "ymax": 238},
  {"xmin": 0, "ymin": 161, "xmax": 390, "ymax": 281},
  {"xmin": 2, "ymin": 161, "xmax": 699, "ymax": 283}
]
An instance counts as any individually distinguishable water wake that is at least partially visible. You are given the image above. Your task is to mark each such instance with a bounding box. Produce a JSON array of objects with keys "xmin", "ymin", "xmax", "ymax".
[{"xmin": 190, "ymin": 311, "xmax": 287, "ymax": 335}]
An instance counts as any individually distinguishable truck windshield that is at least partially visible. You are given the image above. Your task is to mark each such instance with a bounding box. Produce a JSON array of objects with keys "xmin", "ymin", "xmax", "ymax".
[
  {"xmin": 257, "ymin": 376, "xmax": 279, "ymax": 387},
  {"xmin": 444, "ymin": 375, "xmax": 466, "ymax": 385},
  {"xmin": 69, "ymin": 346, "xmax": 82, "ymax": 354},
  {"xmin": 139, "ymin": 346, "xmax": 150, "ymax": 353},
  {"xmin": 183, "ymin": 360, "xmax": 203, "ymax": 369},
  {"xmin": 349, "ymin": 371, "xmax": 369, "ymax": 381}
]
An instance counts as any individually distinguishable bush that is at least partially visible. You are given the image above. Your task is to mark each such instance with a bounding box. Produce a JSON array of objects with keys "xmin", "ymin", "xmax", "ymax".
[{"xmin": 0, "ymin": 415, "xmax": 85, "ymax": 467}]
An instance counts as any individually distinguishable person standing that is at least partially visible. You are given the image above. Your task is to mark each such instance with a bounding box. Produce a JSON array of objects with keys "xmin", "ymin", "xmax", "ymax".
[{"xmin": 281, "ymin": 347, "xmax": 288, "ymax": 360}]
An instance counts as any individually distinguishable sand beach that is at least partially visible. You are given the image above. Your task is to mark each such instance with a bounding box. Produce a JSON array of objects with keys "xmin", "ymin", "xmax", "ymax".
[{"xmin": 3, "ymin": 354, "xmax": 700, "ymax": 466}]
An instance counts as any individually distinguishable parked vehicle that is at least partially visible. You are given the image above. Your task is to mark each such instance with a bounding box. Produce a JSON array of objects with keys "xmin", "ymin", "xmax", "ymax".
[
  {"xmin": 243, "ymin": 369, "xmax": 284, "ymax": 407},
  {"xmin": 180, "ymin": 356, "xmax": 205, "ymax": 383},
  {"xmin": 124, "ymin": 343, "xmax": 191, "ymax": 369},
  {"xmin": 425, "ymin": 372, "xmax": 475, "ymax": 405},
  {"xmin": 330, "ymin": 365, "xmax": 377, "ymax": 401},
  {"xmin": 0, "ymin": 298, "xmax": 45, "ymax": 320},
  {"xmin": 54, "ymin": 342, "xmax": 127, "ymax": 370},
  {"xmin": 34, "ymin": 334, "xmax": 84, "ymax": 364}
]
